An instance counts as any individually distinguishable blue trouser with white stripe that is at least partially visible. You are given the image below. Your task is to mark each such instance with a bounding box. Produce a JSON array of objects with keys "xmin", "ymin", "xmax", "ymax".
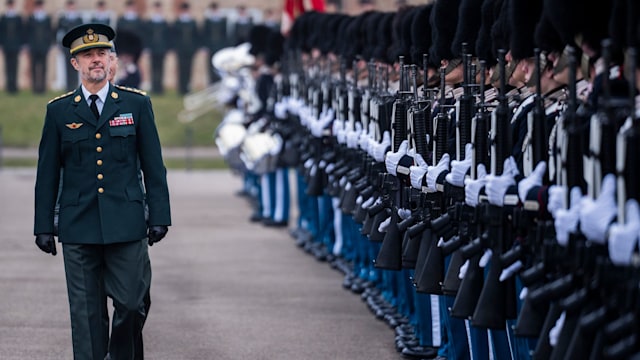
[
  {"xmin": 264, "ymin": 167, "xmax": 290, "ymax": 222},
  {"xmin": 438, "ymin": 254, "xmax": 471, "ymax": 360}
]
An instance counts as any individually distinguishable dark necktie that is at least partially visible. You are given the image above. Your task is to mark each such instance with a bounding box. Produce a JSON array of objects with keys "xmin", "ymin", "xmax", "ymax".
[{"xmin": 89, "ymin": 94, "xmax": 100, "ymax": 119}]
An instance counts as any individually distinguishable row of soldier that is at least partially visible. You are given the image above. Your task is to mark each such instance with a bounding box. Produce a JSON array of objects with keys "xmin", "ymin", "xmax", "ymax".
[
  {"xmin": 0, "ymin": 0, "xmax": 271, "ymax": 94},
  {"xmin": 215, "ymin": 0, "xmax": 640, "ymax": 359}
]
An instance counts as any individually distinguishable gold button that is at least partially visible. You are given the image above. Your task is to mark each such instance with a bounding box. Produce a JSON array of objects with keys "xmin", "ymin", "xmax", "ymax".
[
  {"xmin": 96, "ymin": 146, "xmax": 103, "ymax": 152},
  {"xmin": 98, "ymin": 187, "xmax": 104, "ymax": 193},
  {"xmin": 95, "ymin": 133, "xmax": 102, "ymax": 139},
  {"xmin": 97, "ymin": 174, "xmax": 104, "ymax": 180},
  {"xmin": 97, "ymin": 159, "xmax": 103, "ymax": 166}
]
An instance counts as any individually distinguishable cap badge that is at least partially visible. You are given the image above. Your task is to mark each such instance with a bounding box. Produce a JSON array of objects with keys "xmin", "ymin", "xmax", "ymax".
[{"xmin": 83, "ymin": 29, "xmax": 99, "ymax": 44}]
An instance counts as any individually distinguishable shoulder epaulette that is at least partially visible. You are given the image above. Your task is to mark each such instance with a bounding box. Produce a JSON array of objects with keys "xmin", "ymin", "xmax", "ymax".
[
  {"xmin": 48, "ymin": 91, "xmax": 74, "ymax": 104},
  {"xmin": 115, "ymin": 85, "xmax": 147, "ymax": 96}
]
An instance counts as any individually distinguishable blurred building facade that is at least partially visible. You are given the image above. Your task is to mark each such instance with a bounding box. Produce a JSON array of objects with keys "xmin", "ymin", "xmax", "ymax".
[{"xmin": 0, "ymin": 0, "xmax": 417, "ymax": 93}]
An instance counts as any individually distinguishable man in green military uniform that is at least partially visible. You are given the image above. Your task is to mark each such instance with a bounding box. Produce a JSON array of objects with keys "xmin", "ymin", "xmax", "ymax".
[
  {"xmin": 145, "ymin": 1, "xmax": 170, "ymax": 94},
  {"xmin": 25, "ymin": 0, "xmax": 53, "ymax": 94},
  {"xmin": 202, "ymin": 2, "xmax": 228, "ymax": 84},
  {"xmin": 0, "ymin": 0, "xmax": 23, "ymax": 93},
  {"xmin": 56, "ymin": 0, "xmax": 84, "ymax": 91},
  {"xmin": 34, "ymin": 23, "xmax": 171, "ymax": 360},
  {"xmin": 171, "ymin": 2, "xmax": 199, "ymax": 94}
]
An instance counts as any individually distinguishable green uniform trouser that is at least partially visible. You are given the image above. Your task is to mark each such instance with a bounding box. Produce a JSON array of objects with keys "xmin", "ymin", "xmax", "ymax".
[{"xmin": 63, "ymin": 239, "xmax": 150, "ymax": 360}]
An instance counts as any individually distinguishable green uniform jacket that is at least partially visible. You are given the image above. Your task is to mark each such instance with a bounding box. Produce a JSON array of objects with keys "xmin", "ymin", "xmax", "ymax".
[{"xmin": 34, "ymin": 84, "xmax": 171, "ymax": 244}]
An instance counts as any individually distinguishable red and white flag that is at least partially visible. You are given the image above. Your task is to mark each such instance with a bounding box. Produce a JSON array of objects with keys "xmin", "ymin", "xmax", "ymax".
[{"xmin": 281, "ymin": 0, "xmax": 325, "ymax": 36}]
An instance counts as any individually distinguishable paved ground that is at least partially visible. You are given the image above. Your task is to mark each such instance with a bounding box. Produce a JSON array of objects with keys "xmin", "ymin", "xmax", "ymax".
[{"xmin": 0, "ymin": 168, "xmax": 401, "ymax": 360}]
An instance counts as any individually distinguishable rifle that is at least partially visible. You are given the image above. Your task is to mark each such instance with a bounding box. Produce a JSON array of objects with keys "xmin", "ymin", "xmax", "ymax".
[
  {"xmin": 433, "ymin": 67, "xmax": 450, "ymax": 165},
  {"xmin": 457, "ymin": 44, "xmax": 474, "ymax": 160},
  {"xmin": 588, "ymin": 39, "xmax": 624, "ymax": 198},
  {"xmin": 374, "ymin": 58, "xmax": 413, "ymax": 271},
  {"xmin": 618, "ymin": 48, "xmax": 640, "ymax": 219},
  {"xmin": 470, "ymin": 49, "xmax": 518, "ymax": 329},
  {"xmin": 439, "ymin": 46, "xmax": 478, "ymax": 295},
  {"xmin": 360, "ymin": 64, "xmax": 395, "ymax": 238},
  {"xmin": 413, "ymin": 66, "xmax": 452, "ymax": 294},
  {"xmin": 561, "ymin": 46, "xmax": 587, "ymax": 195},
  {"xmin": 531, "ymin": 48, "xmax": 549, "ymax": 173},
  {"xmin": 401, "ymin": 55, "xmax": 437, "ymax": 269},
  {"xmin": 559, "ymin": 44, "xmax": 640, "ymax": 358},
  {"xmin": 449, "ymin": 60, "xmax": 491, "ymax": 317}
]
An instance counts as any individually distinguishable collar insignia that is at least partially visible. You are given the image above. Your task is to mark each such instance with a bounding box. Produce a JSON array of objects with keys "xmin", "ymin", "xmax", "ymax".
[
  {"xmin": 74, "ymin": 95, "xmax": 82, "ymax": 102},
  {"xmin": 111, "ymin": 91, "xmax": 118, "ymax": 99}
]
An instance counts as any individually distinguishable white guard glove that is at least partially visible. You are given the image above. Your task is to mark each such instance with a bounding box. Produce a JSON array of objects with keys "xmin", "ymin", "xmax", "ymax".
[
  {"xmin": 366, "ymin": 137, "xmax": 377, "ymax": 158},
  {"xmin": 579, "ymin": 174, "xmax": 617, "ymax": 244},
  {"xmin": 385, "ymin": 140, "xmax": 409, "ymax": 176},
  {"xmin": 410, "ymin": 153, "xmax": 430, "ymax": 189},
  {"xmin": 500, "ymin": 260, "xmax": 523, "ymax": 282},
  {"xmin": 398, "ymin": 208, "xmax": 412, "ymax": 220},
  {"xmin": 361, "ymin": 196, "xmax": 375, "ymax": 210},
  {"xmin": 479, "ymin": 248, "xmax": 493, "ymax": 268},
  {"xmin": 303, "ymin": 158, "xmax": 314, "ymax": 170},
  {"xmin": 358, "ymin": 126, "xmax": 370, "ymax": 152},
  {"xmin": 298, "ymin": 106, "xmax": 311, "ymax": 128},
  {"xmin": 286, "ymin": 97, "xmax": 302, "ymax": 116},
  {"xmin": 608, "ymin": 199, "xmax": 640, "ymax": 266},
  {"xmin": 347, "ymin": 122, "xmax": 363, "ymax": 149},
  {"xmin": 518, "ymin": 161, "xmax": 546, "ymax": 204},
  {"xmin": 325, "ymin": 163, "xmax": 335, "ymax": 173},
  {"xmin": 446, "ymin": 143, "xmax": 473, "ymax": 187},
  {"xmin": 464, "ymin": 164, "xmax": 488, "ymax": 207},
  {"xmin": 312, "ymin": 109, "xmax": 334, "ymax": 137},
  {"xmin": 378, "ymin": 216, "xmax": 391, "ymax": 233},
  {"xmin": 426, "ymin": 154, "xmax": 450, "ymax": 192},
  {"xmin": 373, "ymin": 131, "xmax": 392, "ymax": 163},
  {"xmin": 486, "ymin": 157, "xmax": 519, "ymax": 206},
  {"xmin": 274, "ymin": 100, "xmax": 287, "ymax": 120},
  {"xmin": 269, "ymin": 134, "xmax": 283, "ymax": 155},
  {"xmin": 334, "ymin": 120, "xmax": 346, "ymax": 144},
  {"xmin": 310, "ymin": 115, "xmax": 321, "ymax": 138},
  {"xmin": 549, "ymin": 311, "xmax": 567, "ymax": 347},
  {"xmin": 547, "ymin": 185, "xmax": 567, "ymax": 218},
  {"xmin": 554, "ymin": 186, "xmax": 583, "ymax": 247},
  {"xmin": 458, "ymin": 259, "xmax": 469, "ymax": 279}
]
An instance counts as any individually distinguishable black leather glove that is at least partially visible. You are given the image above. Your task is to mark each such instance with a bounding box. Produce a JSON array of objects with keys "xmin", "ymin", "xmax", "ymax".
[
  {"xmin": 35, "ymin": 234, "xmax": 57, "ymax": 255},
  {"xmin": 148, "ymin": 225, "xmax": 168, "ymax": 246}
]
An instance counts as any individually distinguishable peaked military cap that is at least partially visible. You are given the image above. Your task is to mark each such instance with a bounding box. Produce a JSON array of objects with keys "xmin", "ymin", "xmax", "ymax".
[{"xmin": 62, "ymin": 23, "xmax": 115, "ymax": 55}]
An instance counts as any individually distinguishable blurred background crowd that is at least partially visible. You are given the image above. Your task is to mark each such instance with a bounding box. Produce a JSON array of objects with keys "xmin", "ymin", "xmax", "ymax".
[{"xmin": 0, "ymin": 0, "xmax": 405, "ymax": 95}]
